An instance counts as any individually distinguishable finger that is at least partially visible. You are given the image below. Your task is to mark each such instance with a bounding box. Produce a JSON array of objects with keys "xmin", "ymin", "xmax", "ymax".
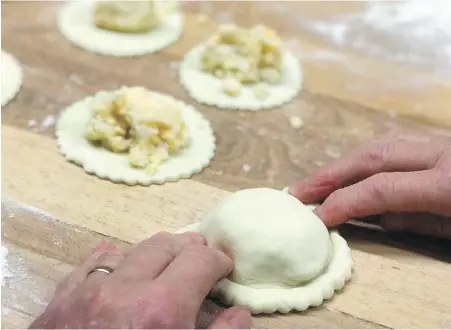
[
  {"xmin": 290, "ymin": 139, "xmax": 445, "ymax": 203},
  {"xmin": 314, "ymin": 169, "xmax": 446, "ymax": 227},
  {"xmin": 380, "ymin": 212, "xmax": 451, "ymax": 239},
  {"xmin": 53, "ymin": 240, "xmax": 114, "ymax": 299},
  {"xmin": 156, "ymin": 245, "xmax": 233, "ymax": 324},
  {"xmin": 84, "ymin": 246, "xmax": 128, "ymax": 283},
  {"xmin": 208, "ymin": 306, "xmax": 252, "ymax": 329},
  {"xmin": 112, "ymin": 231, "xmax": 206, "ymax": 281}
]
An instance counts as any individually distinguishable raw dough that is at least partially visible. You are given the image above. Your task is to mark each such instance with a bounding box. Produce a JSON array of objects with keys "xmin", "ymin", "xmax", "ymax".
[
  {"xmin": 1, "ymin": 51, "xmax": 23, "ymax": 107},
  {"xmin": 179, "ymin": 25, "xmax": 302, "ymax": 111},
  {"xmin": 56, "ymin": 87, "xmax": 216, "ymax": 185},
  {"xmin": 58, "ymin": 1, "xmax": 182, "ymax": 57},
  {"xmin": 176, "ymin": 188, "xmax": 353, "ymax": 314}
]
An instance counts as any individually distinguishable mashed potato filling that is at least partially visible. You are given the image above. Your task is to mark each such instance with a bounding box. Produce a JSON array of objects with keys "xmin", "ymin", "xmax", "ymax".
[
  {"xmin": 201, "ymin": 24, "xmax": 284, "ymax": 98},
  {"xmin": 94, "ymin": 1, "xmax": 159, "ymax": 33},
  {"xmin": 85, "ymin": 87, "xmax": 189, "ymax": 174}
]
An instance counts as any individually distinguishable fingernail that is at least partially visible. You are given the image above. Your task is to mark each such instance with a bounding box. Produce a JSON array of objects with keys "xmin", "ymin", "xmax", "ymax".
[
  {"xmin": 288, "ymin": 182, "xmax": 301, "ymax": 197},
  {"xmin": 313, "ymin": 206, "xmax": 334, "ymax": 228},
  {"xmin": 313, "ymin": 205, "xmax": 324, "ymax": 219}
]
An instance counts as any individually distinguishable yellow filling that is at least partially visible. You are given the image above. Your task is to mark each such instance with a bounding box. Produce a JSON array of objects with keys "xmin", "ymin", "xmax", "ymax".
[
  {"xmin": 201, "ymin": 24, "xmax": 283, "ymax": 86},
  {"xmin": 85, "ymin": 87, "xmax": 189, "ymax": 174},
  {"xmin": 94, "ymin": 1, "xmax": 159, "ymax": 33}
]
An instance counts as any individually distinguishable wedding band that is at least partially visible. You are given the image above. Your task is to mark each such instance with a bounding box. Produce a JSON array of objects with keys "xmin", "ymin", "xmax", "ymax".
[{"xmin": 87, "ymin": 266, "xmax": 114, "ymax": 277}]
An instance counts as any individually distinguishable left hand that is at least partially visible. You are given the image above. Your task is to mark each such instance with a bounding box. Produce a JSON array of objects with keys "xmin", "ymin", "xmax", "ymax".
[{"xmin": 29, "ymin": 232, "xmax": 252, "ymax": 329}]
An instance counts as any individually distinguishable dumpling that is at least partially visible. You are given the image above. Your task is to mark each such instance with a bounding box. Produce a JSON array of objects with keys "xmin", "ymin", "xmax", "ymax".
[{"xmin": 176, "ymin": 187, "xmax": 353, "ymax": 314}]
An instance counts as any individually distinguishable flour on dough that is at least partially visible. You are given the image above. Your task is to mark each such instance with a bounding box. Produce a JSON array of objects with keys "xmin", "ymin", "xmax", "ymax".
[
  {"xmin": 179, "ymin": 44, "xmax": 302, "ymax": 111},
  {"xmin": 57, "ymin": 1, "xmax": 183, "ymax": 57},
  {"xmin": 176, "ymin": 188, "xmax": 353, "ymax": 314},
  {"xmin": 56, "ymin": 88, "xmax": 216, "ymax": 185},
  {"xmin": 1, "ymin": 51, "xmax": 23, "ymax": 107}
]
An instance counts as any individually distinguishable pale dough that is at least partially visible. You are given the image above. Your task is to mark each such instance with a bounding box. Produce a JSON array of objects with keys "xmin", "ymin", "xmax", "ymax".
[
  {"xmin": 179, "ymin": 44, "xmax": 303, "ymax": 111},
  {"xmin": 1, "ymin": 51, "xmax": 23, "ymax": 107},
  {"xmin": 56, "ymin": 88, "xmax": 216, "ymax": 185},
  {"xmin": 57, "ymin": 1, "xmax": 183, "ymax": 57},
  {"xmin": 176, "ymin": 188, "xmax": 353, "ymax": 314}
]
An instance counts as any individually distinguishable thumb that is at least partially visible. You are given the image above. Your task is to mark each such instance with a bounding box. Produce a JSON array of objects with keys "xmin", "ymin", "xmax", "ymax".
[
  {"xmin": 380, "ymin": 212, "xmax": 451, "ymax": 239},
  {"xmin": 208, "ymin": 306, "xmax": 252, "ymax": 329}
]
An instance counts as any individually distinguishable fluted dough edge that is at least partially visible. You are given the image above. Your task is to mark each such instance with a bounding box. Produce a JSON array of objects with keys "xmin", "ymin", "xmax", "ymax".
[{"xmin": 176, "ymin": 220, "xmax": 353, "ymax": 314}]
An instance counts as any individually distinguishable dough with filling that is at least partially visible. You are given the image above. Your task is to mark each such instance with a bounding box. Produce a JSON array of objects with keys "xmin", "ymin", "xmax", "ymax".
[
  {"xmin": 179, "ymin": 24, "xmax": 302, "ymax": 110},
  {"xmin": 56, "ymin": 87, "xmax": 215, "ymax": 185},
  {"xmin": 176, "ymin": 188, "xmax": 353, "ymax": 314},
  {"xmin": 94, "ymin": 1, "xmax": 159, "ymax": 33},
  {"xmin": 85, "ymin": 86, "xmax": 189, "ymax": 175},
  {"xmin": 58, "ymin": 0, "xmax": 182, "ymax": 56}
]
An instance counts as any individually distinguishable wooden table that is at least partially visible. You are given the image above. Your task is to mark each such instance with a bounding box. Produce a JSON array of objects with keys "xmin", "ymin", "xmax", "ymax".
[{"xmin": 2, "ymin": 1, "xmax": 451, "ymax": 328}]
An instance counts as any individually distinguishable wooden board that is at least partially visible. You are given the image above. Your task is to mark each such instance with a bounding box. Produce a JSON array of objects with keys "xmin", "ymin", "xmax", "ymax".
[
  {"xmin": 3, "ymin": 126, "xmax": 451, "ymax": 329},
  {"xmin": 2, "ymin": 1, "xmax": 451, "ymax": 329}
]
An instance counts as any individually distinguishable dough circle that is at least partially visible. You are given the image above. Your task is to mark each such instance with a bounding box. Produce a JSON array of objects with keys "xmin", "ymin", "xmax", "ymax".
[
  {"xmin": 1, "ymin": 51, "xmax": 23, "ymax": 107},
  {"xmin": 176, "ymin": 188, "xmax": 353, "ymax": 314},
  {"xmin": 179, "ymin": 44, "xmax": 303, "ymax": 111},
  {"xmin": 57, "ymin": 1, "xmax": 183, "ymax": 57},
  {"xmin": 56, "ymin": 88, "xmax": 216, "ymax": 185}
]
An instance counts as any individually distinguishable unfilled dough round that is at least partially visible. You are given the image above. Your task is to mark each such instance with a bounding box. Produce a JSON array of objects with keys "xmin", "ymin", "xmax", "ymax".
[
  {"xmin": 199, "ymin": 188, "xmax": 332, "ymax": 287},
  {"xmin": 176, "ymin": 187, "xmax": 353, "ymax": 314}
]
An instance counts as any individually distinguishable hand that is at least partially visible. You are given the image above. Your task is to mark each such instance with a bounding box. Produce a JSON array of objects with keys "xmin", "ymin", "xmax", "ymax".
[
  {"xmin": 29, "ymin": 233, "xmax": 252, "ymax": 329},
  {"xmin": 290, "ymin": 131, "xmax": 451, "ymax": 239}
]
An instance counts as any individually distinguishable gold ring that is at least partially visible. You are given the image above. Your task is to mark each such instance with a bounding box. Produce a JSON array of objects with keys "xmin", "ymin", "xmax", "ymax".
[{"xmin": 87, "ymin": 266, "xmax": 114, "ymax": 277}]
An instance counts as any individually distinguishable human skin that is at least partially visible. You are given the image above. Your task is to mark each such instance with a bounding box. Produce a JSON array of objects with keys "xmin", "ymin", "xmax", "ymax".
[
  {"xmin": 290, "ymin": 131, "xmax": 451, "ymax": 239},
  {"xmin": 29, "ymin": 233, "xmax": 252, "ymax": 329}
]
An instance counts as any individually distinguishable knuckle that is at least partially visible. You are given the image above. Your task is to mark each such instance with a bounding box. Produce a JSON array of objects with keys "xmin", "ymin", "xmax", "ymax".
[
  {"xmin": 313, "ymin": 168, "xmax": 340, "ymax": 190},
  {"xmin": 183, "ymin": 245, "xmax": 219, "ymax": 263},
  {"xmin": 369, "ymin": 173, "xmax": 394, "ymax": 203},
  {"xmin": 362, "ymin": 140, "xmax": 392, "ymax": 166},
  {"xmin": 141, "ymin": 232, "xmax": 176, "ymax": 255},
  {"xmin": 177, "ymin": 232, "xmax": 207, "ymax": 245},
  {"xmin": 150, "ymin": 231, "xmax": 173, "ymax": 243}
]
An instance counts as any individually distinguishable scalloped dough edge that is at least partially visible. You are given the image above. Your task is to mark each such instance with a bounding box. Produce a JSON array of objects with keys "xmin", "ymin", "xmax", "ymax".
[
  {"xmin": 175, "ymin": 189, "xmax": 353, "ymax": 314},
  {"xmin": 1, "ymin": 51, "xmax": 23, "ymax": 107},
  {"xmin": 179, "ymin": 44, "xmax": 303, "ymax": 111},
  {"xmin": 57, "ymin": 1, "xmax": 183, "ymax": 57},
  {"xmin": 56, "ymin": 88, "xmax": 216, "ymax": 185}
]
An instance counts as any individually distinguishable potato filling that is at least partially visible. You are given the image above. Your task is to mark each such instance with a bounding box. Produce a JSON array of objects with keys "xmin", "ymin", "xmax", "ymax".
[
  {"xmin": 201, "ymin": 24, "xmax": 284, "ymax": 98},
  {"xmin": 94, "ymin": 0, "xmax": 159, "ymax": 33},
  {"xmin": 85, "ymin": 87, "xmax": 189, "ymax": 174}
]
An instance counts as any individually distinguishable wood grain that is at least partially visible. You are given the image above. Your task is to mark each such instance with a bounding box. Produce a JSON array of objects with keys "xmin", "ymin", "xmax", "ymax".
[
  {"xmin": 1, "ymin": 1, "xmax": 451, "ymax": 329},
  {"xmin": 3, "ymin": 126, "xmax": 451, "ymax": 329}
]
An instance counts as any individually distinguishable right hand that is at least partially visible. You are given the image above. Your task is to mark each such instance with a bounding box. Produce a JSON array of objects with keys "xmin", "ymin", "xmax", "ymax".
[
  {"xmin": 290, "ymin": 131, "xmax": 451, "ymax": 239},
  {"xmin": 29, "ymin": 232, "xmax": 252, "ymax": 329}
]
